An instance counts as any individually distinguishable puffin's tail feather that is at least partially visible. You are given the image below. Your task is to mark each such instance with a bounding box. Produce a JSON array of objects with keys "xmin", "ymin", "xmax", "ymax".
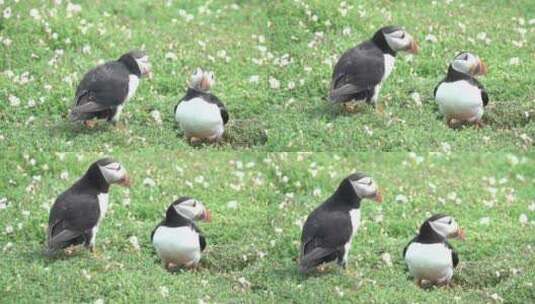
[{"xmin": 298, "ymin": 247, "xmax": 337, "ymax": 274}]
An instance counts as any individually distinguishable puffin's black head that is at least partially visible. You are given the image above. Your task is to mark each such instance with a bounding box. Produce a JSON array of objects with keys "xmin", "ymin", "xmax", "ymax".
[
  {"xmin": 189, "ymin": 68, "xmax": 215, "ymax": 92},
  {"xmin": 118, "ymin": 50, "xmax": 151, "ymax": 77},
  {"xmin": 85, "ymin": 157, "xmax": 131, "ymax": 188},
  {"xmin": 419, "ymin": 214, "xmax": 465, "ymax": 240},
  {"xmin": 449, "ymin": 52, "xmax": 487, "ymax": 76},
  {"xmin": 372, "ymin": 26, "xmax": 419, "ymax": 55},
  {"xmin": 166, "ymin": 197, "xmax": 211, "ymax": 222},
  {"xmin": 335, "ymin": 172, "xmax": 383, "ymax": 204}
]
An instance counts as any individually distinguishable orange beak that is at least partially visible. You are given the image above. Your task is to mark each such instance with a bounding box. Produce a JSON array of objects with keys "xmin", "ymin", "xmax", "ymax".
[
  {"xmin": 118, "ymin": 175, "xmax": 131, "ymax": 188},
  {"xmin": 455, "ymin": 228, "xmax": 466, "ymax": 240},
  {"xmin": 407, "ymin": 39, "xmax": 419, "ymax": 54},
  {"xmin": 374, "ymin": 190, "xmax": 383, "ymax": 203},
  {"xmin": 470, "ymin": 59, "xmax": 487, "ymax": 76},
  {"xmin": 200, "ymin": 77, "xmax": 210, "ymax": 91},
  {"xmin": 202, "ymin": 209, "xmax": 212, "ymax": 222}
]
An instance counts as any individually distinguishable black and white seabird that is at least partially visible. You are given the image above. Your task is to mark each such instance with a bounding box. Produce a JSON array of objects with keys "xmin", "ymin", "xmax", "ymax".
[
  {"xmin": 174, "ymin": 68, "xmax": 229, "ymax": 144},
  {"xmin": 403, "ymin": 214, "xmax": 465, "ymax": 288},
  {"xmin": 329, "ymin": 25, "xmax": 419, "ymax": 112},
  {"xmin": 69, "ymin": 50, "xmax": 151, "ymax": 127},
  {"xmin": 434, "ymin": 52, "xmax": 488, "ymax": 128},
  {"xmin": 151, "ymin": 197, "xmax": 211, "ymax": 271},
  {"xmin": 45, "ymin": 158, "xmax": 131, "ymax": 256},
  {"xmin": 298, "ymin": 173, "xmax": 382, "ymax": 273}
]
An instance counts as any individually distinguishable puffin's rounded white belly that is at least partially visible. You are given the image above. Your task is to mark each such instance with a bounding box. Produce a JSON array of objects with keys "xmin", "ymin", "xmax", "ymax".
[
  {"xmin": 436, "ymin": 80, "xmax": 483, "ymax": 121},
  {"xmin": 175, "ymin": 97, "xmax": 224, "ymax": 138},
  {"xmin": 405, "ymin": 242, "xmax": 453, "ymax": 283},
  {"xmin": 152, "ymin": 226, "xmax": 201, "ymax": 266}
]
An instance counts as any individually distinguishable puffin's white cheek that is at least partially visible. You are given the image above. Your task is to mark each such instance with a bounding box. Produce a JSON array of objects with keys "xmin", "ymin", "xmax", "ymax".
[{"xmin": 100, "ymin": 168, "xmax": 121, "ymax": 183}]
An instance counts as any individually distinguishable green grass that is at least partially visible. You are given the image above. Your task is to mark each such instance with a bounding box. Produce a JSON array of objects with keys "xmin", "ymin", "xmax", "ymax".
[
  {"xmin": 0, "ymin": 0, "xmax": 533, "ymax": 151},
  {"xmin": 1, "ymin": 152, "xmax": 534, "ymax": 303}
]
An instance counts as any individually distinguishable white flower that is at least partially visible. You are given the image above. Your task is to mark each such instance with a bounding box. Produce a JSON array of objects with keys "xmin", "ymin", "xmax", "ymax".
[
  {"xmin": 528, "ymin": 203, "xmax": 535, "ymax": 212},
  {"xmin": 150, "ymin": 110, "xmax": 162, "ymax": 125},
  {"xmin": 479, "ymin": 217, "xmax": 491, "ymax": 225},
  {"xmin": 82, "ymin": 45, "xmax": 91, "ymax": 54},
  {"xmin": 506, "ymin": 154, "xmax": 519, "ymax": 166},
  {"xmin": 312, "ymin": 188, "xmax": 322, "ymax": 197},
  {"xmin": 248, "ymin": 75, "xmax": 259, "ymax": 84},
  {"xmin": 519, "ymin": 214, "xmax": 528, "ymax": 225},
  {"xmin": 410, "ymin": 92, "xmax": 421, "ymax": 106},
  {"xmin": 395, "ymin": 194, "xmax": 408, "ymax": 204},
  {"xmin": 60, "ymin": 171, "xmax": 69, "ymax": 180},
  {"xmin": 509, "ymin": 57, "xmax": 520, "ymax": 65},
  {"xmin": 94, "ymin": 299, "xmax": 104, "ymax": 304},
  {"xmin": 128, "ymin": 236, "xmax": 140, "ymax": 251},
  {"xmin": 29, "ymin": 9, "xmax": 41, "ymax": 20},
  {"xmin": 342, "ymin": 27, "xmax": 351, "ymax": 36},
  {"xmin": 67, "ymin": 2, "xmax": 82, "ymax": 15},
  {"xmin": 159, "ymin": 286, "xmax": 169, "ymax": 298},
  {"xmin": 3, "ymin": 7, "xmax": 11, "ymax": 19},
  {"xmin": 269, "ymin": 77, "xmax": 280, "ymax": 89},
  {"xmin": 165, "ymin": 52, "xmax": 177, "ymax": 61},
  {"xmin": 237, "ymin": 277, "xmax": 251, "ymax": 289},
  {"xmin": 143, "ymin": 177, "xmax": 156, "ymax": 187},
  {"xmin": 425, "ymin": 34, "xmax": 438, "ymax": 43},
  {"xmin": 5, "ymin": 225, "xmax": 13, "ymax": 234},
  {"xmin": 8, "ymin": 95, "xmax": 20, "ymax": 107},
  {"xmin": 381, "ymin": 252, "xmax": 393, "ymax": 266},
  {"xmin": 227, "ymin": 200, "xmax": 238, "ymax": 209}
]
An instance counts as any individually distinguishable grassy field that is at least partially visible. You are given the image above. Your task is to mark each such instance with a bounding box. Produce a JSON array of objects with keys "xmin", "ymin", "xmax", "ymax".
[
  {"xmin": 0, "ymin": 0, "xmax": 534, "ymax": 151},
  {"xmin": 0, "ymin": 152, "xmax": 534, "ymax": 303}
]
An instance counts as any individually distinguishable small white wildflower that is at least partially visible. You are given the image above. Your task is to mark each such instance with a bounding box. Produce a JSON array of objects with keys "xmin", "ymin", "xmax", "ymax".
[
  {"xmin": 3, "ymin": 7, "xmax": 11, "ymax": 19},
  {"xmin": 9, "ymin": 95, "xmax": 20, "ymax": 107},
  {"xmin": 143, "ymin": 177, "xmax": 156, "ymax": 187},
  {"xmin": 395, "ymin": 194, "xmax": 408, "ymax": 204},
  {"xmin": 128, "ymin": 236, "xmax": 140, "ymax": 251},
  {"xmin": 159, "ymin": 286, "xmax": 169, "ymax": 298},
  {"xmin": 5, "ymin": 225, "xmax": 13, "ymax": 234},
  {"xmin": 248, "ymin": 75, "xmax": 259, "ymax": 84},
  {"xmin": 165, "ymin": 52, "xmax": 177, "ymax": 61},
  {"xmin": 509, "ymin": 57, "xmax": 520, "ymax": 65},
  {"xmin": 150, "ymin": 110, "xmax": 162, "ymax": 125},
  {"xmin": 381, "ymin": 252, "xmax": 393, "ymax": 266},
  {"xmin": 480, "ymin": 217, "xmax": 491, "ymax": 225},
  {"xmin": 227, "ymin": 200, "xmax": 238, "ymax": 209},
  {"xmin": 60, "ymin": 171, "xmax": 69, "ymax": 180},
  {"xmin": 519, "ymin": 214, "xmax": 528, "ymax": 225},
  {"xmin": 269, "ymin": 77, "xmax": 280, "ymax": 89},
  {"xmin": 425, "ymin": 34, "xmax": 438, "ymax": 43}
]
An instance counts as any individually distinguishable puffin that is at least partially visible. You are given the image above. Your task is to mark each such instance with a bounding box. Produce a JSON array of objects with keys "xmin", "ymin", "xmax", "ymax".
[
  {"xmin": 151, "ymin": 197, "xmax": 211, "ymax": 271},
  {"xmin": 329, "ymin": 25, "xmax": 419, "ymax": 112},
  {"xmin": 298, "ymin": 173, "xmax": 382, "ymax": 274},
  {"xmin": 69, "ymin": 50, "xmax": 151, "ymax": 127},
  {"xmin": 45, "ymin": 158, "xmax": 131, "ymax": 256},
  {"xmin": 434, "ymin": 52, "xmax": 488, "ymax": 128},
  {"xmin": 174, "ymin": 68, "xmax": 229, "ymax": 144},
  {"xmin": 403, "ymin": 214, "xmax": 465, "ymax": 288}
]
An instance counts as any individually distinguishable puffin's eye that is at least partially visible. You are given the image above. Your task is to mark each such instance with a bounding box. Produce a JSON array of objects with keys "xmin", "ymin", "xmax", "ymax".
[
  {"xmin": 193, "ymin": 201, "xmax": 197, "ymax": 207},
  {"xmin": 400, "ymin": 33, "xmax": 405, "ymax": 39},
  {"xmin": 448, "ymin": 219, "xmax": 452, "ymax": 225}
]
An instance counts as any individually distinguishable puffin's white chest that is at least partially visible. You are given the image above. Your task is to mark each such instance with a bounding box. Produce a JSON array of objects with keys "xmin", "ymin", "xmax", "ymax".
[
  {"xmin": 349, "ymin": 209, "xmax": 361, "ymax": 236},
  {"xmin": 342, "ymin": 209, "xmax": 361, "ymax": 263},
  {"xmin": 382, "ymin": 54, "xmax": 396, "ymax": 81},
  {"xmin": 175, "ymin": 97, "xmax": 224, "ymax": 138},
  {"xmin": 152, "ymin": 226, "xmax": 201, "ymax": 266},
  {"xmin": 126, "ymin": 75, "xmax": 140, "ymax": 101},
  {"xmin": 405, "ymin": 242, "xmax": 454, "ymax": 282},
  {"xmin": 435, "ymin": 80, "xmax": 483, "ymax": 121},
  {"xmin": 96, "ymin": 193, "xmax": 109, "ymax": 222}
]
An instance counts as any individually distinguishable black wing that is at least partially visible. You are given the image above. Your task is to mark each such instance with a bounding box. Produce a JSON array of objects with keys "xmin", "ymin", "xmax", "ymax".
[
  {"xmin": 329, "ymin": 41, "xmax": 385, "ymax": 103},
  {"xmin": 47, "ymin": 191, "xmax": 100, "ymax": 250},
  {"xmin": 206, "ymin": 94, "xmax": 229, "ymax": 125},
  {"xmin": 299, "ymin": 208, "xmax": 352, "ymax": 272},
  {"xmin": 150, "ymin": 221, "xmax": 164, "ymax": 242},
  {"xmin": 445, "ymin": 241, "xmax": 459, "ymax": 268},
  {"xmin": 468, "ymin": 77, "xmax": 489, "ymax": 107},
  {"xmin": 434, "ymin": 78, "xmax": 445, "ymax": 98},
  {"xmin": 75, "ymin": 61, "xmax": 130, "ymax": 107},
  {"xmin": 191, "ymin": 222, "xmax": 207, "ymax": 251}
]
